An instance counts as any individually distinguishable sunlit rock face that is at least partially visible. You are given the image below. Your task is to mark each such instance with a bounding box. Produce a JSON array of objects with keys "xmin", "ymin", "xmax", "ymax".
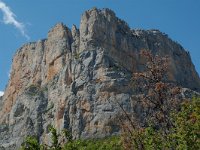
[{"xmin": 0, "ymin": 8, "xmax": 200, "ymax": 149}]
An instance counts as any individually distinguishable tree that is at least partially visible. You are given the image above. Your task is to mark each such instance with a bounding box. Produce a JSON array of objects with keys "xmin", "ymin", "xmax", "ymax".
[
  {"xmin": 121, "ymin": 50, "xmax": 182, "ymax": 149},
  {"xmin": 20, "ymin": 135, "xmax": 45, "ymax": 150},
  {"xmin": 133, "ymin": 50, "xmax": 182, "ymax": 130},
  {"xmin": 170, "ymin": 97, "xmax": 200, "ymax": 150}
]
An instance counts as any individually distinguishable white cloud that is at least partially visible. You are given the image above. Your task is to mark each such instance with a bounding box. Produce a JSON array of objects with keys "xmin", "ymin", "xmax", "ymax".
[
  {"xmin": 0, "ymin": 91, "xmax": 4, "ymax": 97},
  {"xmin": 0, "ymin": 0, "xmax": 29, "ymax": 39}
]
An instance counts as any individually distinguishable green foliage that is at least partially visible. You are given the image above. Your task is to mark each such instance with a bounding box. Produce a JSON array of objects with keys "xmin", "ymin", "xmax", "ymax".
[
  {"xmin": 63, "ymin": 136, "xmax": 122, "ymax": 150},
  {"xmin": 21, "ymin": 126, "xmax": 122, "ymax": 150},
  {"xmin": 170, "ymin": 97, "xmax": 200, "ymax": 150},
  {"xmin": 49, "ymin": 126, "xmax": 61, "ymax": 150},
  {"xmin": 20, "ymin": 136, "xmax": 45, "ymax": 150},
  {"xmin": 62, "ymin": 129, "xmax": 72, "ymax": 142},
  {"xmin": 128, "ymin": 126, "xmax": 172, "ymax": 150},
  {"xmin": 125, "ymin": 97, "xmax": 200, "ymax": 150}
]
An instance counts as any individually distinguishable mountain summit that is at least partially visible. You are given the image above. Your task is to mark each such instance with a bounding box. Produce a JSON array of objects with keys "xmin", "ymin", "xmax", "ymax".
[{"xmin": 0, "ymin": 8, "xmax": 200, "ymax": 149}]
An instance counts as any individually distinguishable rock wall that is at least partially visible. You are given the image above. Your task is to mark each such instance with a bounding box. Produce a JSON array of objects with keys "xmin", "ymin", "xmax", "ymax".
[{"xmin": 0, "ymin": 8, "xmax": 200, "ymax": 149}]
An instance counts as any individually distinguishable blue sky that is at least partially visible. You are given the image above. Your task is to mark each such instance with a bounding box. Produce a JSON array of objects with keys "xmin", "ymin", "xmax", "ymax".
[{"xmin": 0, "ymin": 0, "xmax": 200, "ymax": 93}]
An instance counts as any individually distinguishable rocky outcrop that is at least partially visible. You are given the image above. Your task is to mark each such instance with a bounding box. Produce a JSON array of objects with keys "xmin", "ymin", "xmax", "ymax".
[{"xmin": 0, "ymin": 8, "xmax": 200, "ymax": 149}]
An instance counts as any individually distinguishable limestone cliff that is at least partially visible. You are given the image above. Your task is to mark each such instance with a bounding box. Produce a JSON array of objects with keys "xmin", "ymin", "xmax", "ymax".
[{"xmin": 0, "ymin": 8, "xmax": 200, "ymax": 149}]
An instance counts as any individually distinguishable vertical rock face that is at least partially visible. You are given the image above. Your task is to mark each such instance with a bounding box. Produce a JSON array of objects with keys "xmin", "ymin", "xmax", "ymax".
[{"xmin": 0, "ymin": 8, "xmax": 200, "ymax": 149}]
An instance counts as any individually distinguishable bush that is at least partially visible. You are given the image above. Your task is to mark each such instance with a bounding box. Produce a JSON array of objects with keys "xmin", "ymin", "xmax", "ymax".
[
  {"xmin": 64, "ymin": 136, "xmax": 122, "ymax": 150},
  {"xmin": 170, "ymin": 97, "xmax": 200, "ymax": 150},
  {"xmin": 21, "ymin": 126, "xmax": 122, "ymax": 150},
  {"xmin": 20, "ymin": 135, "xmax": 45, "ymax": 150},
  {"xmin": 121, "ymin": 97, "xmax": 200, "ymax": 150}
]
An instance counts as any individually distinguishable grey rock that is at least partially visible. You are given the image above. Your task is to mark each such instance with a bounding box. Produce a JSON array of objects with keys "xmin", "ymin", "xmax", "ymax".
[{"xmin": 0, "ymin": 8, "xmax": 200, "ymax": 149}]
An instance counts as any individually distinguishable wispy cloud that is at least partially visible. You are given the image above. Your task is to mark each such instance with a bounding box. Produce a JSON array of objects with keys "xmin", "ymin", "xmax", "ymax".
[
  {"xmin": 0, "ymin": 0, "xmax": 29, "ymax": 39},
  {"xmin": 0, "ymin": 91, "xmax": 4, "ymax": 97}
]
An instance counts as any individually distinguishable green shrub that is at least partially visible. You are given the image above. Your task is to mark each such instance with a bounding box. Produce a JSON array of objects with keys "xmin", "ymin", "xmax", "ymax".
[
  {"xmin": 20, "ymin": 135, "xmax": 45, "ymax": 150},
  {"xmin": 170, "ymin": 97, "xmax": 200, "ymax": 150},
  {"xmin": 123, "ymin": 97, "xmax": 200, "ymax": 150},
  {"xmin": 21, "ymin": 126, "xmax": 122, "ymax": 150},
  {"xmin": 64, "ymin": 136, "xmax": 122, "ymax": 150}
]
